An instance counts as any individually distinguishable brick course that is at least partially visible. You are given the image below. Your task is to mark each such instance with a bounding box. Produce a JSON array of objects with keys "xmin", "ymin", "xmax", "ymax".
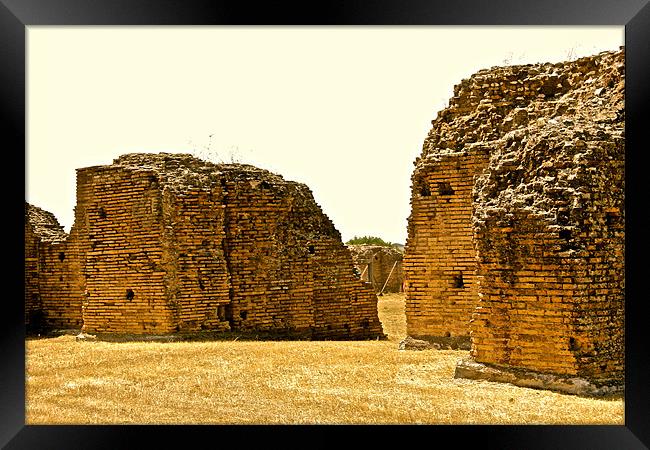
[
  {"xmin": 405, "ymin": 48, "xmax": 624, "ymax": 389},
  {"xmin": 25, "ymin": 153, "xmax": 383, "ymax": 339}
]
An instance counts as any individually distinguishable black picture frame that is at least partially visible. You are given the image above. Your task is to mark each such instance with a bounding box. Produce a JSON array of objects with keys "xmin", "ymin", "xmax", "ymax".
[{"xmin": 4, "ymin": 0, "xmax": 649, "ymax": 448}]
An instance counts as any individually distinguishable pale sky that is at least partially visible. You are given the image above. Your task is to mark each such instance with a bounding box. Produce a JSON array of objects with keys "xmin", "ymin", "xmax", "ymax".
[{"xmin": 26, "ymin": 26, "xmax": 623, "ymax": 244}]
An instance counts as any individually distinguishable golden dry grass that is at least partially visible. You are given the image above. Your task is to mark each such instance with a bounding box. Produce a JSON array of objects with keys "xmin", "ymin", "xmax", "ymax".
[{"xmin": 26, "ymin": 293, "xmax": 624, "ymax": 424}]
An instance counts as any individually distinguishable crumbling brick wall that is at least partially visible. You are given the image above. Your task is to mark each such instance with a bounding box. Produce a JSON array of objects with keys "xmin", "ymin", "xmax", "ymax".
[
  {"xmin": 218, "ymin": 166, "xmax": 317, "ymax": 334},
  {"xmin": 404, "ymin": 150, "xmax": 489, "ymax": 348},
  {"xmin": 470, "ymin": 49, "xmax": 625, "ymax": 386},
  {"xmin": 52, "ymin": 153, "xmax": 383, "ymax": 339},
  {"xmin": 348, "ymin": 244, "xmax": 404, "ymax": 293},
  {"xmin": 74, "ymin": 165, "xmax": 182, "ymax": 334},
  {"xmin": 25, "ymin": 205, "xmax": 42, "ymax": 329},
  {"xmin": 405, "ymin": 48, "xmax": 624, "ymax": 388},
  {"xmin": 24, "ymin": 203, "xmax": 83, "ymax": 332}
]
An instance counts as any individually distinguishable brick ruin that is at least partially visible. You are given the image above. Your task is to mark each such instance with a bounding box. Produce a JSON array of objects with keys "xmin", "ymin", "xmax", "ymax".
[
  {"xmin": 348, "ymin": 244, "xmax": 404, "ymax": 293},
  {"xmin": 25, "ymin": 203, "xmax": 83, "ymax": 333},
  {"xmin": 404, "ymin": 48, "xmax": 624, "ymax": 394},
  {"xmin": 25, "ymin": 153, "xmax": 384, "ymax": 339}
]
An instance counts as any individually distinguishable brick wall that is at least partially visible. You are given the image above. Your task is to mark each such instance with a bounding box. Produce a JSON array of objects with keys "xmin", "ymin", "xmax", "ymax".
[
  {"xmin": 405, "ymin": 48, "xmax": 624, "ymax": 385},
  {"xmin": 219, "ymin": 168, "xmax": 317, "ymax": 334},
  {"xmin": 76, "ymin": 166, "xmax": 176, "ymax": 334},
  {"xmin": 24, "ymin": 214, "xmax": 42, "ymax": 330},
  {"xmin": 349, "ymin": 245, "xmax": 404, "ymax": 293},
  {"xmin": 28, "ymin": 153, "xmax": 383, "ymax": 339},
  {"xmin": 24, "ymin": 203, "xmax": 82, "ymax": 332},
  {"xmin": 404, "ymin": 149, "xmax": 489, "ymax": 348}
]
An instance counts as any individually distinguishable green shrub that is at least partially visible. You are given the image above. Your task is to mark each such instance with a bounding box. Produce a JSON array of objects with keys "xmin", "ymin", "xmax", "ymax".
[{"xmin": 346, "ymin": 236, "xmax": 394, "ymax": 247}]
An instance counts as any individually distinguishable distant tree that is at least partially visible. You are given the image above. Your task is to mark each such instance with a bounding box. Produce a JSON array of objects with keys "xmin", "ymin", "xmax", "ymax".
[{"xmin": 346, "ymin": 236, "xmax": 394, "ymax": 247}]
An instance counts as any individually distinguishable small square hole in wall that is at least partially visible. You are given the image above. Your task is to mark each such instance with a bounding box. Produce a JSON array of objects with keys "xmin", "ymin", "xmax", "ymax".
[
  {"xmin": 605, "ymin": 211, "xmax": 618, "ymax": 227},
  {"xmin": 438, "ymin": 182, "xmax": 454, "ymax": 195},
  {"xmin": 453, "ymin": 272, "xmax": 464, "ymax": 288},
  {"xmin": 216, "ymin": 305, "xmax": 227, "ymax": 321},
  {"xmin": 308, "ymin": 245, "xmax": 315, "ymax": 254},
  {"xmin": 58, "ymin": 252, "xmax": 65, "ymax": 262},
  {"xmin": 126, "ymin": 289, "xmax": 135, "ymax": 301},
  {"xmin": 419, "ymin": 183, "xmax": 431, "ymax": 197},
  {"xmin": 98, "ymin": 207, "xmax": 107, "ymax": 219},
  {"xmin": 240, "ymin": 310, "xmax": 248, "ymax": 320}
]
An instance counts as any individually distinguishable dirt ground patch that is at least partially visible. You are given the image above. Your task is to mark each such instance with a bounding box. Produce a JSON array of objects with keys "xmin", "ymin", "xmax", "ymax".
[{"xmin": 25, "ymin": 293, "xmax": 624, "ymax": 424}]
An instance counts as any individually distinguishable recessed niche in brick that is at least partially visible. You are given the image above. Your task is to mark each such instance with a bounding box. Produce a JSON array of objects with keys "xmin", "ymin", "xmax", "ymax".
[
  {"xmin": 126, "ymin": 289, "xmax": 135, "ymax": 301},
  {"xmin": 437, "ymin": 182, "xmax": 454, "ymax": 195},
  {"xmin": 217, "ymin": 305, "xmax": 227, "ymax": 321},
  {"xmin": 605, "ymin": 211, "xmax": 618, "ymax": 227},
  {"xmin": 453, "ymin": 272, "xmax": 464, "ymax": 288}
]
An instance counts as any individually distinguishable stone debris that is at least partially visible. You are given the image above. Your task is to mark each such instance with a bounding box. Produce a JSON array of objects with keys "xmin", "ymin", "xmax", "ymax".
[
  {"xmin": 75, "ymin": 332, "xmax": 96, "ymax": 341},
  {"xmin": 25, "ymin": 153, "xmax": 385, "ymax": 340},
  {"xmin": 398, "ymin": 336, "xmax": 440, "ymax": 351},
  {"xmin": 454, "ymin": 357, "xmax": 622, "ymax": 397},
  {"xmin": 404, "ymin": 47, "xmax": 624, "ymax": 393},
  {"xmin": 25, "ymin": 204, "xmax": 67, "ymax": 243}
]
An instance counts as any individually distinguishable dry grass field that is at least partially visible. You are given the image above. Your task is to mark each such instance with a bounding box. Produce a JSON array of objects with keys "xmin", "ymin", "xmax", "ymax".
[{"xmin": 25, "ymin": 293, "xmax": 624, "ymax": 424}]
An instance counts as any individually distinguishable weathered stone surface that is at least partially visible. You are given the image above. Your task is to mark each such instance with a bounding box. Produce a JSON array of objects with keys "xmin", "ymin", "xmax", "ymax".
[
  {"xmin": 25, "ymin": 203, "xmax": 83, "ymax": 332},
  {"xmin": 75, "ymin": 332, "xmax": 96, "ymax": 341},
  {"xmin": 405, "ymin": 48, "xmax": 624, "ymax": 390},
  {"xmin": 454, "ymin": 357, "xmax": 622, "ymax": 397},
  {"xmin": 348, "ymin": 244, "xmax": 404, "ymax": 293},
  {"xmin": 398, "ymin": 336, "xmax": 440, "ymax": 351},
  {"xmin": 26, "ymin": 153, "xmax": 385, "ymax": 340}
]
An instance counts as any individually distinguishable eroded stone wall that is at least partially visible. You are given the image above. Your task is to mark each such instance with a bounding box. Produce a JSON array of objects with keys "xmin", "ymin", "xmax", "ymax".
[
  {"xmin": 24, "ymin": 203, "xmax": 83, "ymax": 331},
  {"xmin": 348, "ymin": 245, "xmax": 404, "ymax": 293},
  {"xmin": 28, "ymin": 153, "xmax": 383, "ymax": 339},
  {"xmin": 470, "ymin": 49, "xmax": 625, "ymax": 386},
  {"xmin": 405, "ymin": 48, "xmax": 624, "ymax": 389},
  {"xmin": 218, "ymin": 166, "xmax": 317, "ymax": 334},
  {"xmin": 404, "ymin": 150, "xmax": 489, "ymax": 348}
]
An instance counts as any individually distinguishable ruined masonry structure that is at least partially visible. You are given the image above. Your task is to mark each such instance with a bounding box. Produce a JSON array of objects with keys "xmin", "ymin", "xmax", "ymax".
[
  {"xmin": 25, "ymin": 204, "xmax": 84, "ymax": 332},
  {"xmin": 25, "ymin": 153, "xmax": 384, "ymax": 339},
  {"xmin": 348, "ymin": 244, "xmax": 404, "ymax": 293},
  {"xmin": 404, "ymin": 48, "xmax": 624, "ymax": 394}
]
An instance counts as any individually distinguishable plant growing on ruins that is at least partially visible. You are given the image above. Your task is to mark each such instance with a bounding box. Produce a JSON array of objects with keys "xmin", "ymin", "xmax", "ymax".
[{"xmin": 346, "ymin": 236, "xmax": 396, "ymax": 247}]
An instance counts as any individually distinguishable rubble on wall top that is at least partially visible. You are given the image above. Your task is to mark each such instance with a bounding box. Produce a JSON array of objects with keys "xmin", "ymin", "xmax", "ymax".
[
  {"xmin": 25, "ymin": 202, "xmax": 67, "ymax": 242},
  {"xmin": 421, "ymin": 47, "xmax": 624, "ymax": 159},
  {"xmin": 93, "ymin": 152, "xmax": 309, "ymax": 194}
]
